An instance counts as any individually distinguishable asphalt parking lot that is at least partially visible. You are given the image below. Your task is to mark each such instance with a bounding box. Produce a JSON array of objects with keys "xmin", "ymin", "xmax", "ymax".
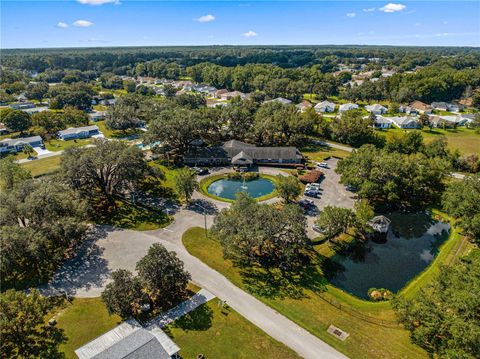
[{"xmin": 303, "ymin": 158, "xmax": 355, "ymax": 239}]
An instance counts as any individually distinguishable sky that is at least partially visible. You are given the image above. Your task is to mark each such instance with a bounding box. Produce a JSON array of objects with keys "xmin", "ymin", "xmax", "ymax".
[{"xmin": 1, "ymin": 1, "xmax": 479, "ymax": 48}]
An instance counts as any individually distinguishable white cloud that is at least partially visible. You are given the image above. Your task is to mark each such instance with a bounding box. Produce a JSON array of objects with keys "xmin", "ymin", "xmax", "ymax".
[
  {"xmin": 363, "ymin": 8, "xmax": 376, "ymax": 12},
  {"xmin": 73, "ymin": 20, "xmax": 94, "ymax": 27},
  {"xmin": 346, "ymin": 12, "xmax": 356, "ymax": 18},
  {"xmin": 77, "ymin": 0, "xmax": 119, "ymax": 5},
  {"xmin": 242, "ymin": 30, "xmax": 258, "ymax": 38},
  {"xmin": 195, "ymin": 14, "xmax": 215, "ymax": 23},
  {"xmin": 56, "ymin": 21, "xmax": 68, "ymax": 28},
  {"xmin": 379, "ymin": 3, "xmax": 406, "ymax": 13}
]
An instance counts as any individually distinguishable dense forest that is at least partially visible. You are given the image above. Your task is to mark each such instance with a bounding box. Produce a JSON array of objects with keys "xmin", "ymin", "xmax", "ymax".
[{"xmin": 2, "ymin": 45, "xmax": 480, "ymax": 103}]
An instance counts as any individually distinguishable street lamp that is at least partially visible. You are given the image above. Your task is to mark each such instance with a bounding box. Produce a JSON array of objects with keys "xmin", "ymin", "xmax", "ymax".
[{"xmin": 196, "ymin": 203, "xmax": 208, "ymax": 239}]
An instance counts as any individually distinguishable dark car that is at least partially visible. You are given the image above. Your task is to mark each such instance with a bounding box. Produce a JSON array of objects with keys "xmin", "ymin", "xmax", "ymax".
[{"xmin": 192, "ymin": 167, "xmax": 209, "ymax": 175}]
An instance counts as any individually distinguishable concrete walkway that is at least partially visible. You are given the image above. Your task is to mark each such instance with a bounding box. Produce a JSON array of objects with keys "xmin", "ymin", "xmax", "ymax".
[
  {"xmin": 149, "ymin": 289, "xmax": 215, "ymax": 328},
  {"xmin": 41, "ymin": 163, "xmax": 352, "ymax": 358}
]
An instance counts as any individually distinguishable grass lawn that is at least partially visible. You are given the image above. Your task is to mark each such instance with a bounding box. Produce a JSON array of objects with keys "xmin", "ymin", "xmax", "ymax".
[
  {"xmin": 20, "ymin": 155, "xmax": 62, "ymax": 177},
  {"xmin": 148, "ymin": 162, "xmax": 180, "ymax": 192},
  {"xmin": 45, "ymin": 138, "xmax": 92, "ymax": 152},
  {"xmin": 99, "ymin": 200, "xmax": 172, "ymax": 231},
  {"xmin": 166, "ymin": 301, "xmax": 300, "ymax": 358},
  {"xmin": 300, "ymin": 143, "xmax": 351, "ymax": 163},
  {"xmin": 376, "ymin": 127, "xmax": 480, "ymax": 154},
  {"xmin": 53, "ymin": 297, "xmax": 122, "ymax": 358},
  {"xmin": 53, "ymin": 296, "xmax": 299, "ymax": 359},
  {"xmin": 182, "ymin": 227, "xmax": 433, "ymax": 359}
]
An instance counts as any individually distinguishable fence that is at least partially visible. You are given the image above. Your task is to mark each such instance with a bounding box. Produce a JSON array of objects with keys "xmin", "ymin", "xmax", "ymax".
[{"xmin": 314, "ymin": 292, "xmax": 402, "ymax": 328}]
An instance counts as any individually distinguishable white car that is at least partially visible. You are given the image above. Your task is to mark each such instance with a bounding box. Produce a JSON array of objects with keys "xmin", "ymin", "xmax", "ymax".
[
  {"xmin": 306, "ymin": 183, "xmax": 321, "ymax": 190},
  {"xmin": 312, "ymin": 224, "xmax": 327, "ymax": 233},
  {"xmin": 317, "ymin": 162, "xmax": 328, "ymax": 168}
]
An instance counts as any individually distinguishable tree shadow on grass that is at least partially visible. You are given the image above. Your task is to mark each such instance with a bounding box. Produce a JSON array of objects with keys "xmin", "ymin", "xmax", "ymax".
[
  {"xmin": 239, "ymin": 254, "xmax": 328, "ymax": 300},
  {"xmin": 103, "ymin": 200, "xmax": 172, "ymax": 230},
  {"xmin": 166, "ymin": 303, "xmax": 214, "ymax": 332}
]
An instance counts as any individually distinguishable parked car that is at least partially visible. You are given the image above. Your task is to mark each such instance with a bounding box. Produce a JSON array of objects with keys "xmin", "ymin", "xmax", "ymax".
[
  {"xmin": 306, "ymin": 183, "xmax": 321, "ymax": 190},
  {"xmin": 316, "ymin": 162, "xmax": 328, "ymax": 169},
  {"xmin": 192, "ymin": 167, "xmax": 209, "ymax": 175},
  {"xmin": 345, "ymin": 185, "xmax": 358, "ymax": 192},
  {"xmin": 312, "ymin": 224, "xmax": 327, "ymax": 233},
  {"xmin": 304, "ymin": 190, "xmax": 319, "ymax": 198},
  {"xmin": 298, "ymin": 198, "xmax": 315, "ymax": 208}
]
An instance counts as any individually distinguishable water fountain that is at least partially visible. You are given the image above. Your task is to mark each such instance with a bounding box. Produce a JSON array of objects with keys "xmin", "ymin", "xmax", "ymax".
[{"xmin": 240, "ymin": 177, "xmax": 248, "ymax": 191}]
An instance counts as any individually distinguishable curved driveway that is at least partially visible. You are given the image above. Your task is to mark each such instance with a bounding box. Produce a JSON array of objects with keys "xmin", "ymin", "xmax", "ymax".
[{"xmin": 42, "ymin": 164, "xmax": 349, "ymax": 359}]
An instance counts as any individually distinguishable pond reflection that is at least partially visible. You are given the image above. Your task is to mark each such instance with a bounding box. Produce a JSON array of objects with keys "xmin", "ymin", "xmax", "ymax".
[{"xmin": 327, "ymin": 212, "xmax": 450, "ymax": 299}]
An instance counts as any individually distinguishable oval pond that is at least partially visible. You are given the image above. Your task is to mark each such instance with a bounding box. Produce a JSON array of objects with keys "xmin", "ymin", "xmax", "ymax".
[{"xmin": 207, "ymin": 178, "xmax": 275, "ymax": 200}]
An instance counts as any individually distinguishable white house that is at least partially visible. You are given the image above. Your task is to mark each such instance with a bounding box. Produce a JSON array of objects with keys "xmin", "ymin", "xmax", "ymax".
[
  {"xmin": 339, "ymin": 103, "xmax": 359, "ymax": 113},
  {"xmin": 9, "ymin": 102, "xmax": 35, "ymax": 110},
  {"xmin": 266, "ymin": 97, "xmax": 292, "ymax": 105},
  {"xmin": 373, "ymin": 116, "xmax": 392, "ymax": 129},
  {"xmin": 399, "ymin": 105, "xmax": 418, "ymax": 115},
  {"xmin": 57, "ymin": 125, "xmax": 100, "ymax": 140},
  {"xmin": 22, "ymin": 106, "xmax": 49, "ymax": 115},
  {"xmin": 88, "ymin": 111, "xmax": 106, "ymax": 122},
  {"xmin": 314, "ymin": 101, "xmax": 336, "ymax": 113},
  {"xmin": 386, "ymin": 116, "xmax": 419, "ymax": 129},
  {"xmin": 365, "ymin": 104, "xmax": 387, "ymax": 115},
  {"xmin": 458, "ymin": 114, "xmax": 476, "ymax": 125},
  {"xmin": 0, "ymin": 136, "xmax": 44, "ymax": 154}
]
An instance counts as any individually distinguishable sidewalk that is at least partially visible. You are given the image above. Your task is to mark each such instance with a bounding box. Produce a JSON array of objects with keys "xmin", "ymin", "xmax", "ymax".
[{"xmin": 148, "ymin": 288, "xmax": 216, "ymax": 328}]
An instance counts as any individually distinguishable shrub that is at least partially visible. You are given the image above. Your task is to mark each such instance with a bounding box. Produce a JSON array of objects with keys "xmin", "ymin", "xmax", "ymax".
[{"xmin": 368, "ymin": 288, "xmax": 393, "ymax": 301}]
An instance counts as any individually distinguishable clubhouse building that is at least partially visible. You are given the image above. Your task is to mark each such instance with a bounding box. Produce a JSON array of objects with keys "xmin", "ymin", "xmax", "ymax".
[{"xmin": 184, "ymin": 140, "xmax": 304, "ymax": 167}]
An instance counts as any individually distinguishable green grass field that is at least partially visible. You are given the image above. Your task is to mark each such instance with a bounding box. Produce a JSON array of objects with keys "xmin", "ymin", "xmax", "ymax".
[
  {"xmin": 181, "ymin": 225, "xmax": 468, "ymax": 359},
  {"xmin": 45, "ymin": 138, "xmax": 92, "ymax": 151},
  {"xmin": 166, "ymin": 301, "xmax": 300, "ymax": 358},
  {"xmin": 53, "ymin": 296, "xmax": 299, "ymax": 359},
  {"xmin": 54, "ymin": 297, "xmax": 122, "ymax": 358},
  {"xmin": 376, "ymin": 127, "xmax": 480, "ymax": 154},
  {"xmin": 97, "ymin": 200, "xmax": 172, "ymax": 231},
  {"xmin": 300, "ymin": 143, "xmax": 351, "ymax": 162},
  {"xmin": 20, "ymin": 155, "xmax": 62, "ymax": 177}
]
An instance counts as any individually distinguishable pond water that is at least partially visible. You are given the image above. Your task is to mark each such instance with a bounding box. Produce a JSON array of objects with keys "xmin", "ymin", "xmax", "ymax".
[
  {"xmin": 327, "ymin": 212, "xmax": 450, "ymax": 299},
  {"xmin": 207, "ymin": 178, "xmax": 275, "ymax": 200}
]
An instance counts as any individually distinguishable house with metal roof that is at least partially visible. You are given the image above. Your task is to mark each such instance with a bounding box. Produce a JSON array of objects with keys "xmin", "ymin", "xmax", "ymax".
[
  {"xmin": 0, "ymin": 136, "xmax": 44, "ymax": 153},
  {"xmin": 57, "ymin": 125, "xmax": 100, "ymax": 140},
  {"xmin": 75, "ymin": 319, "xmax": 180, "ymax": 359}
]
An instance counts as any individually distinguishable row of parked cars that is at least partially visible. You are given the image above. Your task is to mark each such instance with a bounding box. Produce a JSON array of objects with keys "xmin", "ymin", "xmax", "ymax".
[{"xmin": 304, "ymin": 182, "xmax": 321, "ymax": 198}]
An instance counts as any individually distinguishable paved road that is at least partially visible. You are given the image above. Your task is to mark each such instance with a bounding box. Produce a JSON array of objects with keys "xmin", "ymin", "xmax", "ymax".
[{"xmin": 41, "ymin": 165, "xmax": 350, "ymax": 359}]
